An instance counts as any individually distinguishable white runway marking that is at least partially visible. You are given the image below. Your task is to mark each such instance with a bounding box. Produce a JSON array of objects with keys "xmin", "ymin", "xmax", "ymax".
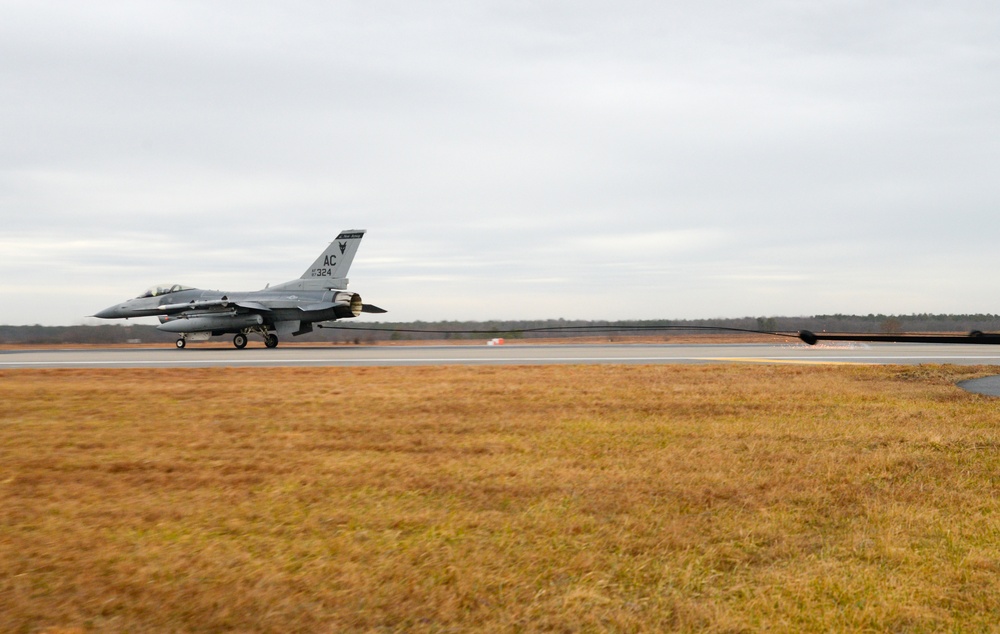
[{"xmin": 3, "ymin": 343, "xmax": 1000, "ymax": 369}]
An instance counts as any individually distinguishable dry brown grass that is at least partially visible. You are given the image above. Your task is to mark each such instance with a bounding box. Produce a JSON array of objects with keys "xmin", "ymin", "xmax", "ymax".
[{"xmin": 3, "ymin": 364, "xmax": 1000, "ymax": 632}]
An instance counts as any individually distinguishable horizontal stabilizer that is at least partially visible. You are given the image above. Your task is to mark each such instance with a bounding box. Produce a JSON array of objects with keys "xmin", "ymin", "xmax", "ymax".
[
  {"xmin": 300, "ymin": 302, "xmax": 340, "ymax": 312},
  {"xmin": 298, "ymin": 298, "xmax": 361, "ymax": 319}
]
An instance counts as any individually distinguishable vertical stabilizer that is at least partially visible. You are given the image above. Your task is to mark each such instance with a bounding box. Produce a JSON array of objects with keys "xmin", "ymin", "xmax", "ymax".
[
  {"xmin": 301, "ymin": 229, "xmax": 366, "ymax": 287},
  {"xmin": 269, "ymin": 229, "xmax": 366, "ymax": 291}
]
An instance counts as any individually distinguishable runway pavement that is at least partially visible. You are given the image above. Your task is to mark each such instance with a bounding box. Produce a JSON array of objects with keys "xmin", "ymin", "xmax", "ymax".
[{"xmin": 4, "ymin": 341, "xmax": 1000, "ymax": 369}]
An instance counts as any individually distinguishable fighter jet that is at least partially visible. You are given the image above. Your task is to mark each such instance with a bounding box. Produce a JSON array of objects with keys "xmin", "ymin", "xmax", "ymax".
[{"xmin": 93, "ymin": 229, "xmax": 385, "ymax": 349}]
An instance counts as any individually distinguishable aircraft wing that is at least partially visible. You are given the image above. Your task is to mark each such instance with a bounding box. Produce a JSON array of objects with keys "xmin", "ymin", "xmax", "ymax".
[
  {"xmin": 233, "ymin": 301, "xmax": 272, "ymax": 312},
  {"xmin": 798, "ymin": 330, "xmax": 1000, "ymax": 345},
  {"xmin": 155, "ymin": 299, "xmax": 274, "ymax": 315}
]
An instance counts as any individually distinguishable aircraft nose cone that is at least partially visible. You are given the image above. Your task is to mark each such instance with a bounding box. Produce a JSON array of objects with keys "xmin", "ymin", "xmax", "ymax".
[{"xmin": 93, "ymin": 305, "xmax": 124, "ymax": 319}]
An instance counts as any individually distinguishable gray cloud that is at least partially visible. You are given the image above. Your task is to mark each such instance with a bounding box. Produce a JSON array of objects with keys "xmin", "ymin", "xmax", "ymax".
[{"xmin": 2, "ymin": 1, "xmax": 1000, "ymax": 324}]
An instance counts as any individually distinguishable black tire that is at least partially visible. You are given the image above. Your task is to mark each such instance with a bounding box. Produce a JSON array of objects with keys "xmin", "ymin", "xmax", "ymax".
[
  {"xmin": 264, "ymin": 334, "xmax": 279, "ymax": 348},
  {"xmin": 175, "ymin": 338, "xmax": 186, "ymax": 349},
  {"xmin": 234, "ymin": 333, "xmax": 248, "ymax": 349}
]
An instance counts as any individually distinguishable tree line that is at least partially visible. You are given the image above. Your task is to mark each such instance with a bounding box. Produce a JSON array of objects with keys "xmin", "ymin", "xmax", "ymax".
[{"xmin": 5, "ymin": 314, "xmax": 1000, "ymax": 345}]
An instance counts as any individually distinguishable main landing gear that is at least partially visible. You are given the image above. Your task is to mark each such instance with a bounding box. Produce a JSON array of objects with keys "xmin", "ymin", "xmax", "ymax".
[
  {"xmin": 231, "ymin": 329, "xmax": 278, "ymax": 349},
  {"xmin": 176, "ymin": 338, "xmax": 186, "ymax": 349}
]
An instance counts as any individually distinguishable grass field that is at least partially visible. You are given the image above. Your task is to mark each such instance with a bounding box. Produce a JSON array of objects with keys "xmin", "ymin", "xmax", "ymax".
[{"xmin": 3, "ymin": 364, "xmax": 1000, "ymax": 632}]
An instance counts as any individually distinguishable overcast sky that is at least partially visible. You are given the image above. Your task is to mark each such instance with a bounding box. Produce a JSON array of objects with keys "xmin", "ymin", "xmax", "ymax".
[{"xmin": 3, "ymin": 1, "xmax": 1000, "ymax": 326}]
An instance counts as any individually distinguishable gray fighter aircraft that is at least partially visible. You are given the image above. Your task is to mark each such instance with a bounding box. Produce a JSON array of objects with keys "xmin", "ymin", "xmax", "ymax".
[{"xmin": 93, "ymin": 229, "xmax": 385, "ymax": 348}]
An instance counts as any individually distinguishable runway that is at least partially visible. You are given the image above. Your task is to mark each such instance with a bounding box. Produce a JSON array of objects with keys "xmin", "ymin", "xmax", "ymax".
[{"xmin": 4, "ymin": 341, "xmax": 1000, "ymax": 369}]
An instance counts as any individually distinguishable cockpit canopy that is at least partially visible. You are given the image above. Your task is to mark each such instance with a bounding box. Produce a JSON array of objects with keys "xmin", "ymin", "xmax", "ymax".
[{"xmin": 138, "ymin": 284, "xmax": 194, "ymax": 298}]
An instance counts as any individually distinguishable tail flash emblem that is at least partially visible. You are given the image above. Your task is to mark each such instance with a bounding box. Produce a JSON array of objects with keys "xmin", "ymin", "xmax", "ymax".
[{"xmin": 338, "ymin": 242, "xmax": 347, "ymax": 254}]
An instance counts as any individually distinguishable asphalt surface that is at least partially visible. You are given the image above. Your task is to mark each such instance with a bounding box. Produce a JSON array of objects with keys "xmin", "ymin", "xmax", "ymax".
[
  {"xmin": 5, "ymin": 341, "xmax": 1000, "ymax": 370},
  {"xmin": 956, "ymin": 375, "xmax": 1000, "ymax": 397}
]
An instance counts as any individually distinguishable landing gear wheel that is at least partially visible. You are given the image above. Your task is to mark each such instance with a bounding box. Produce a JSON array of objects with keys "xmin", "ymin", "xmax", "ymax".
[
  {"xmin": 264, "ymin": 334, "xmax": 279, "ymax": 349},
  {"xmin": 233, "ymin": 333, "xmax": 248, "ymax": 349},
  {"xmin": 175, "ymin": 338, "xmax": 186, "ymax": 349}
]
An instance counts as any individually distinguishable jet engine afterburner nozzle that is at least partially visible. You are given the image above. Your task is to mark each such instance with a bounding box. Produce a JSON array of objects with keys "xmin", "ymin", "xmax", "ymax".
[{"xmin": 332, "ymin": 292, "xmax": 363, "ymax": 318}]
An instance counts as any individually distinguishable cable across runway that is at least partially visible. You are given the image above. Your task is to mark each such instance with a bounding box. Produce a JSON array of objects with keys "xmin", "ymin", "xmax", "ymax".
[{"xmin": 4, "ymin": 342, "xmax": 1000, "ymax": 369}]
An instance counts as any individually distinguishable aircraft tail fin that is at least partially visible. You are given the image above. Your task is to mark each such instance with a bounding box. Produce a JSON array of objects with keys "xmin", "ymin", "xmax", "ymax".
[
  {"xmin": 269, "ymin": 229, "xmax": 366, "ymax": 291},
  {"xmin": 301, "ymin": 230, "xmax": 366, "ymax": 284}
]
